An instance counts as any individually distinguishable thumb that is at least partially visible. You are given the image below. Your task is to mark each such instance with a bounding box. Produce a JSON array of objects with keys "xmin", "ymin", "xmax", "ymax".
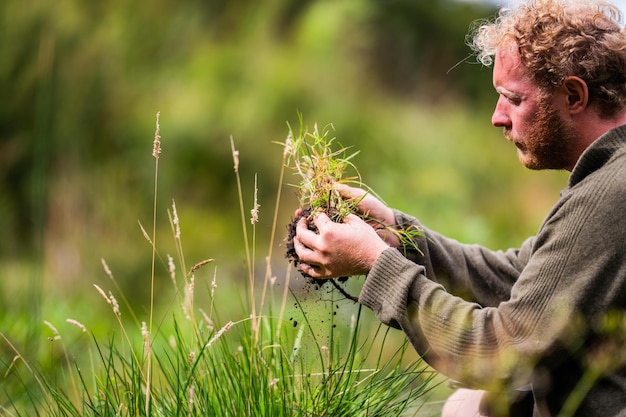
[
  {"xmin": 335, "ymin": 183, "xmax": 365, "ymax": 200},
  {"xmin": 342, "ymin": 213, "xmax": 365, "ymax": 225},
  {"xmin": 312, "ymin": 211, "xmax": 332, "ymax": 228}
]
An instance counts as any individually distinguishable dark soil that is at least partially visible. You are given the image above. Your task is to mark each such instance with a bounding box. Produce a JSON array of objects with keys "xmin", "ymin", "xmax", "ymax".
[{"xmin": 285, "ymin": 207, "xmax": 314, "ymax": 270}]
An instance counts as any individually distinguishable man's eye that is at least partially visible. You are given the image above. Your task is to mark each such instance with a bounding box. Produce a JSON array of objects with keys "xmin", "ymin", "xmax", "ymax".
[{"xmin": 507, "ymin": 96, "xmax": 521, "ymax": 105}]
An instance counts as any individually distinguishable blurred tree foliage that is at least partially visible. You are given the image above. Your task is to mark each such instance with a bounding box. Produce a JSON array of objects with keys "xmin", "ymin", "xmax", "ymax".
[
  {"xmin": 0, "ymin": 0, "xmax": 568, "ymax": 318},
  {"xmin": 367, "ymin": 0, "xmax": 496, "ymax": 102}
]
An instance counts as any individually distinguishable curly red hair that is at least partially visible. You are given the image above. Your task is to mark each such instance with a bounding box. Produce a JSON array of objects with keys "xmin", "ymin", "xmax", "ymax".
[{"xmin": 469, "ymin": 0, "xmax": 626, "ymax": 117}]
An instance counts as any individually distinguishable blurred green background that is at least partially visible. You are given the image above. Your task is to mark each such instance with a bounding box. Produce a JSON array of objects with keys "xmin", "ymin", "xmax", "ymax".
[{"xmin": 1, "ymin": 0, "xmax": 568, "ymax": 394}]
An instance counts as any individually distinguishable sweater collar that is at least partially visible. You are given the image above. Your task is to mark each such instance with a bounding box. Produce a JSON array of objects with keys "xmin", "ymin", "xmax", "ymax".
[{"xmin": 567, "ymin": 124, "xmax": 626, "ymax": 189}]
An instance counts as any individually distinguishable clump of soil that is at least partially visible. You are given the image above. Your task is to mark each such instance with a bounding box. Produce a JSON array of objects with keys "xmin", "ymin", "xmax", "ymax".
[{"xmin": 285, "ymin": 207, "xmax": 357, "ymax": 302}]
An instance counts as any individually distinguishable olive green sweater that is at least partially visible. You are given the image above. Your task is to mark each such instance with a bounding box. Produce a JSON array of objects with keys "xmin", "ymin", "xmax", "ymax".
[{"xmin": 359, "ymin": 126, "xmax": 626, "ymax": 417}]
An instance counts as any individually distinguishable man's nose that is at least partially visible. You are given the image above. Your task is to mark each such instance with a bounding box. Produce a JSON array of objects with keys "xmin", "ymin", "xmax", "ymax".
[{"xmin": 491, "ymin": 98, "xmax": 510, "ymax": 128}]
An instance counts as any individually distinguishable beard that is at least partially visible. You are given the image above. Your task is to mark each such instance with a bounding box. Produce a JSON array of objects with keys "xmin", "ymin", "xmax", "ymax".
[{"xmin": 505, "ymin": 98, "xmax": 578, "ymax": 170}]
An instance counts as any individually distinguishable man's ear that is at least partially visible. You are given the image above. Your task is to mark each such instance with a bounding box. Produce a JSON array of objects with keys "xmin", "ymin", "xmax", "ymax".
[{"xmin": 562, "ymin": 76, "xmax": 588, "ymax": 114}]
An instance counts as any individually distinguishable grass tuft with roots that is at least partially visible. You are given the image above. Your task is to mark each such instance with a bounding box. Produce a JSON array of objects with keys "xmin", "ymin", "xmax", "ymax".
[{"xmin": 282, "ymin": 114, "xmax": 424, "ymax": 300}]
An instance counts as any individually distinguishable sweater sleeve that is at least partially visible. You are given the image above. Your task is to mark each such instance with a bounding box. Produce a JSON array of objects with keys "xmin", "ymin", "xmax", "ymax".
[
  {"xmin": 359, "ymin": 162, "xmax": 626, "ymax": 391},
  {"xmin": 394, "ymin": 210, "xmax": 532, "ymax": 307}
]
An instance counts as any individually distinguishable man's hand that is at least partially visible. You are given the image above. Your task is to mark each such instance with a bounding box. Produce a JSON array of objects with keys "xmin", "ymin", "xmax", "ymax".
[
  {"xmin": 293, "ymin": 211, "xmax": 390, "ymax": 279},
  {"xmin": 336, "ymin": 184, "xmax": 401, "ymax": 247}
]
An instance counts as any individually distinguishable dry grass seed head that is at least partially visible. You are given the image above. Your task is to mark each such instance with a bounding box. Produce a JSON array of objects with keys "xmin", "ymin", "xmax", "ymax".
[
  {"xmin": 171, "ymin": 199, "xmax": 181, "ymax": 239},
  {"xmin": 152, "ymin": 111, "xmax": 161, "ymax": 159},
  {"xmin": 66, "ymin": 319, "xmax": 87, "ymax": 333},
  {"xmin": 206, "ymin": 321, "xmax": 234, "ymax": 347},
  {"xmin": 188, "ymin": 259, "xmax": 214, "ymax": 275},
  {"xmin": 44, "ymin": 321, "xmax": 61, "ymax": 341},
  {"xmin": 167, "ymin": 254, "xmax": 176, "ymax": 284}
]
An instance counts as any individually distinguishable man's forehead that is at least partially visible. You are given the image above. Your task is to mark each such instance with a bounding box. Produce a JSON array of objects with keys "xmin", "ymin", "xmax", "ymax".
[
  {"xmin": 493, "ymin": 46, "xmax": 538, "ymax": 93},
  {"xmin": 494, "ymin": 47, "xmax": 533, "ymax": 79},
  {"xmin": 494, "ymin": 45, "xmax": 523, "ymax": 68}
]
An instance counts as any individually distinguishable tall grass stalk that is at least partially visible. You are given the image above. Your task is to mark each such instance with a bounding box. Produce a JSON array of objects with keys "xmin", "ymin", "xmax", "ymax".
[
  {"xmin": 0, "ymin": 331, "xmax": 53, "ymax": 411},
  {"xmin": 230, "ymin": 136, "xmax": 256, "ymax": 333},
  {"xmin": 230, "ymin": 135, "xmax": 258, "ymax": 414},
  {"xmin": 259, "ymin": 132, "xmax": 292, "ymax": 339},
  {"xmin": 146, "ymin": 111, "xmax": 162, "ymax": 414},
  {"xmin": 43, "ymin": 320, "xmax": 80, "ymax": 402},
  {"xmin": 101, "ymin": 258, "xmax": 140, "ymax": 326}
]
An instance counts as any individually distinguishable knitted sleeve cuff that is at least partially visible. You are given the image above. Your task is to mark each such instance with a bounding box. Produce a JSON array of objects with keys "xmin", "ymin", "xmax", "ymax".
[{"xmin": 359, "ymin": 247, "xmax": 425, "ymax": 328}]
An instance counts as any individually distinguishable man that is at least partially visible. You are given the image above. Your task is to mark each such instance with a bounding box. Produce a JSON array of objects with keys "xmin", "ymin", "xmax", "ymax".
[{"xmin": 292, "ymin": 0, "xmax": 626, "ymax": 416}]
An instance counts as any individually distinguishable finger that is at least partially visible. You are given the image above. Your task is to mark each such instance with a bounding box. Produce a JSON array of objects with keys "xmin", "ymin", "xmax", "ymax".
[
  {"xmin": 343, "ymin": 213, "xmax": 374, "ymax": 230},
  {"xmin": 298, "ymin": 262, "xmax": 322, "ymax": 278},
  {"xmin": 312, "ymin": 211, "xmax": 332, "ymax": 229},
  {"xmin": 335, "ymin": 183, "xmax": 364, "ymax": 200},
  {"xmin": 293, "ymin": 234, "xmax": 321, "ymax": 267},
  {"xmin": 342, "ymin": 213, "xmax": 362, "ymax": 224},
  {"xmin": 297, "ymin": 262, "xmax": 332, "ymax": 280},
  {"xmin": 292, "ymin": 235, "xmax": 330, "ymax": 278},
  {"xmin": 295, "ymin": 217, "xmax": 315, "ymax": 243},
  {"xmin": 296, "ymin": 215, "xmax": 308, "ymax": 231}
]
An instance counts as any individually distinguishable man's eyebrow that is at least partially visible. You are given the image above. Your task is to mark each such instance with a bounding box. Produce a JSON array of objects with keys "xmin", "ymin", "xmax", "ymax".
[
  {"xmin": 496, "ymin": 86, "xmax": 515, "ymax": 96},
  {"xmin": 496, "ymin": 86, "xmax": 523, "ymax": 99}
]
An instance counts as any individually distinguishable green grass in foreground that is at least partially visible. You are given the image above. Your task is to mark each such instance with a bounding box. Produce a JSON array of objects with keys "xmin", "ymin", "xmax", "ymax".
[{"xmin": 0, "ymin": 114, "xmax": 439, "ymax": 416}]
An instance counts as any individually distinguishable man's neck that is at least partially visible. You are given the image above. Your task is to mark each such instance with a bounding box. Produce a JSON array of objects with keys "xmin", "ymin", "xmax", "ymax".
[{"xmin": 569, "ymin": 110, "xmax": 626, "ymax": 171}]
